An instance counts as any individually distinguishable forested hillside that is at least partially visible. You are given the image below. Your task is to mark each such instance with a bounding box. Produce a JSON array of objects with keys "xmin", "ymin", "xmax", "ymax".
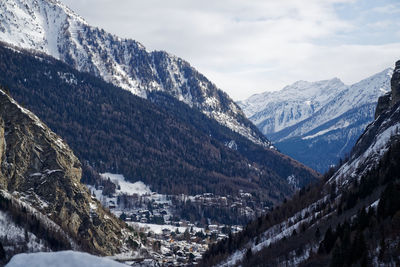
[{"xmin": 0, "ymin": 43, "xmax": 319, "ymax": 202}]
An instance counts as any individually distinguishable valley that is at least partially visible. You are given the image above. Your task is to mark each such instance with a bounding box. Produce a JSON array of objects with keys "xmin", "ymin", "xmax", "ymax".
[
  {"xmin": 85, "ymin": 172, "xmax": 262, "ymax": 265},
  {"xmin": 0, "ymin": 0, "xmax": 399, "ymax": 266}
]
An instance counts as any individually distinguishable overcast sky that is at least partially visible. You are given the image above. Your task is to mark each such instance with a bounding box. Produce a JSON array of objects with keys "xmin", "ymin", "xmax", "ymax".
[{"xmin": 60, "ymin": 0, "xmax": 400, "ymax": 100}]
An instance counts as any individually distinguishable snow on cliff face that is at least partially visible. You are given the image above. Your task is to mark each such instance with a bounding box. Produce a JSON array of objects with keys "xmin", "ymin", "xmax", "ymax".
[
  {"xmin": 0, "ymin": 0, "xmax": 269, "ymax": 147},
  {"xmin": 331, "ymin": 102, "xmax": 400, "ymax": 188}
]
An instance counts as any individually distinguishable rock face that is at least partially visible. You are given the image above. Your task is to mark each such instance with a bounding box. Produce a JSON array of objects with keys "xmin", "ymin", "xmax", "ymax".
[
  {"xmin": 375, "ymin": 61, "xmax": 400, "ymax": 119},
  {"xmin": 0, "ymin": 89, "xmax": 128, "ymax": 255},
  {"xmin": 391, "ymin": 60, "xmax": 400, "ymax": 107},
  {"xmin": 374, "ymin": 92, "xmax": 391, "ymax": 119},
  {"xmin": 0, "ymin": 0, "xmax": 269, "ymax": 147}
]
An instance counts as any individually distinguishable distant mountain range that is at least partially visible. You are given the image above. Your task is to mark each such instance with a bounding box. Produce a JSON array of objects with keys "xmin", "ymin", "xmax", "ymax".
[
  {"xmin": 203, "ymin": 59, "xmax": 400, "ymax": 267},
  {"xmin": 0, "ymin": 0, "xmax": 268, "ymax": 147},
  {"xmin": 239, "ymin": 69, "xmax": 393, "ymax": 172}
]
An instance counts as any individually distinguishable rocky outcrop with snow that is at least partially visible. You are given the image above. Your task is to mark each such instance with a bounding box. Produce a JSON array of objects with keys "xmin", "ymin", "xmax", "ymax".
[
  {"xmin": 239, "ymin": 69, "xmax": 393, "ymax": 172},
  {"xmin": 332, "ymin": 60, "xmax": 400, "ymax": 186},
  {"xmin": 0, "ymin": 0, "xmax": 268, "ymax": 147},
  {"xmin": 0, "ymin": 88, "xmax": 136, "ymax": 257}
]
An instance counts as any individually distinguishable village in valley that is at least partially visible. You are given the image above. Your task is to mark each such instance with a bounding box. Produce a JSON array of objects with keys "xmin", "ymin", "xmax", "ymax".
[{"xmin": 86, "ymin": 173, "xmax": 268, "ymax": 265}]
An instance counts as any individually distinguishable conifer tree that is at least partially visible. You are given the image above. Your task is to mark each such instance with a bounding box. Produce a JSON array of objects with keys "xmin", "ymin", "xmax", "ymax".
[{"xmin": 0, "ymin": 241, "xmax": 5, "ymax": 260}]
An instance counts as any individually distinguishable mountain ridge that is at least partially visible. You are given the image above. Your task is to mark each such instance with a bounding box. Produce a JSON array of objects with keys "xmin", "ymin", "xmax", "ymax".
[
  {"xmin": 239, "ymin": 68, "xmax": 392, "ymax": 172},
  {"xmin": 0, "ymin": 43, "xmax": 320, "ymax": 210},
  {"xmin": 0, "ymin": 0, "xmax": 269, "ymax": 147}
]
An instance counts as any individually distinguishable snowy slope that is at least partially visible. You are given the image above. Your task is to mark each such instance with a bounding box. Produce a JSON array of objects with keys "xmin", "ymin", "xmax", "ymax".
[
  {"xmin": 6, "ymin": 251, "xmax": 128, "ymax": 267},
  {"xmin": 330, "ymin": 103, "xmax": 400, "ymax": 187},
  {"xmin": 100, "ymin": 173, "xmax": 151, "ymax": 196},
  {"xmin": 0, "ymin": 0, "xmax": 268, "ymax": 147},
  {"xmin": 0, "ymin": 210, "xmax": 49, "ymax": 255},
  {"xmin": 239, "ymin": 69, "xmax": 392, "ymax": 172},
  {"xmin": 239, "ymin": 78, "xmax": 347, "ymax": 134},
  {"xmin": 276, "ymin": 69, "xmax": 392, "ymax": 140}
]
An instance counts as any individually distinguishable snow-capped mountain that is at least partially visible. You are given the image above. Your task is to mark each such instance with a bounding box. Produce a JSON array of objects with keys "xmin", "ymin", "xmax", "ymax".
[
  {"xmin": 0, "ymin": 0, "xmax": 268, "ymax": 147},
  {"xmin": 239, "ymin": 68, "xmax": 393, "ymax": 172},
  {"xmin": 239, "ymin": 78, "xmax": 347, "ymax": 134},
  {"xmin": 204, "ymin": 60, "xmax": 400, "ymax": 267}
]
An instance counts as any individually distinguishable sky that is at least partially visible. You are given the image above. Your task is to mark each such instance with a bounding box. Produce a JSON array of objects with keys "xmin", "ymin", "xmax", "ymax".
[{"xmin": 60, "ymin": 0, "xmax": 400, "ymax": 100}]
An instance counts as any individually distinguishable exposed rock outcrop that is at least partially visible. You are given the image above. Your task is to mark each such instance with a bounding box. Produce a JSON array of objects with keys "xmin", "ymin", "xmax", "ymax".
[
  {"xmin": 374, "ymin": 92, "xmax": 391, "ymax": 119},
  {"xmin": 391, "ymin": 60, "xmax": 400, "ymax": 107},
  {"xmin": 375, "ymin": 60, "xmax": 400, "ymax": 119},
  {"xmin": 0, "ymin": 88, "xmax": 130, "ymax": 255}
]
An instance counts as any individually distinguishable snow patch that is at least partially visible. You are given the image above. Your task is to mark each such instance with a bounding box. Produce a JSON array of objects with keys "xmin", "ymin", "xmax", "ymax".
[
  {"xmin": 302, "ymin": 120, "xmax": 350, "ymax": 140},
  {"xmin": 100, "ymin": 173, "xmax": 151, "ymax": 196},
  {"xmin": 0, "ymin": 210, "xmax": 48, "ymax": 254},
  {"xmin": 287, "ymin": 174, "xmax": 299, "ymax": 188},
  {"xmin": 6, "ymin": 251, "xmax": 128, "ymax": 267},
  {"xmin": 225, "ymin": 140, "xmax": 238, "ymax": 150},
  {"xmin": 128, "ymin": 222, "xmax": 201, "ymax": 235}
]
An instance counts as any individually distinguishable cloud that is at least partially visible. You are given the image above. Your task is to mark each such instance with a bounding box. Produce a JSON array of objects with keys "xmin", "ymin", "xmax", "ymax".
[
  {"xmin": 371, "ymin": 3, "xmax": 400, "ymax": 14},
  {"xmin": 61, "ymin": 0, "xmax": 400, "ymax": 100}
]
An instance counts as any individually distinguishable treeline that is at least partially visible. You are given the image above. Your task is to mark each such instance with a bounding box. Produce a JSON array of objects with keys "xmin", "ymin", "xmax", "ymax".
[{"xmin": 81, "ymin": 163, "xmax": 116, "ymax": 197}]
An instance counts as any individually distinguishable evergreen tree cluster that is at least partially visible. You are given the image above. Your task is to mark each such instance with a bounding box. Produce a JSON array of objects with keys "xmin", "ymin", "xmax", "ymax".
[
  {"xmin": 202, "ymin": 134, "xmax": 400, "ymax": 266},
  {"xmin": 0, "ymin": 193, "xmax": 72, "ymax": 263}
]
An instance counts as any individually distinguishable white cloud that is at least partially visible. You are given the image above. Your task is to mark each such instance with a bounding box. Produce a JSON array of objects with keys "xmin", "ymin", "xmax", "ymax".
[{"xmin": 61, "ymin": 0, "xmax": 400, "ymax": 100}]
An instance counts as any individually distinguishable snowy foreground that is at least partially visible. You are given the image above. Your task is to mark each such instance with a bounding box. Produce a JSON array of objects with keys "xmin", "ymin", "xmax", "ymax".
[{"xmin": 6, "ymin": 251, "xmax": 128, "ymax": 267}]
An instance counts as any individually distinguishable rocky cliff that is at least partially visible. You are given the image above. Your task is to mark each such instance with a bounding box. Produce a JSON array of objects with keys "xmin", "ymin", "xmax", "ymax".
[
  {"xmin": 0, "ymin": 88, "xmax": 132, "ymax": 256},
  {"xmin": 374, "ymin": 60, "xmax": 400, "ymax": 119},
  {"xmin": 391, "ymin": 60, "xmax": 400, "ymax": 106}
]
